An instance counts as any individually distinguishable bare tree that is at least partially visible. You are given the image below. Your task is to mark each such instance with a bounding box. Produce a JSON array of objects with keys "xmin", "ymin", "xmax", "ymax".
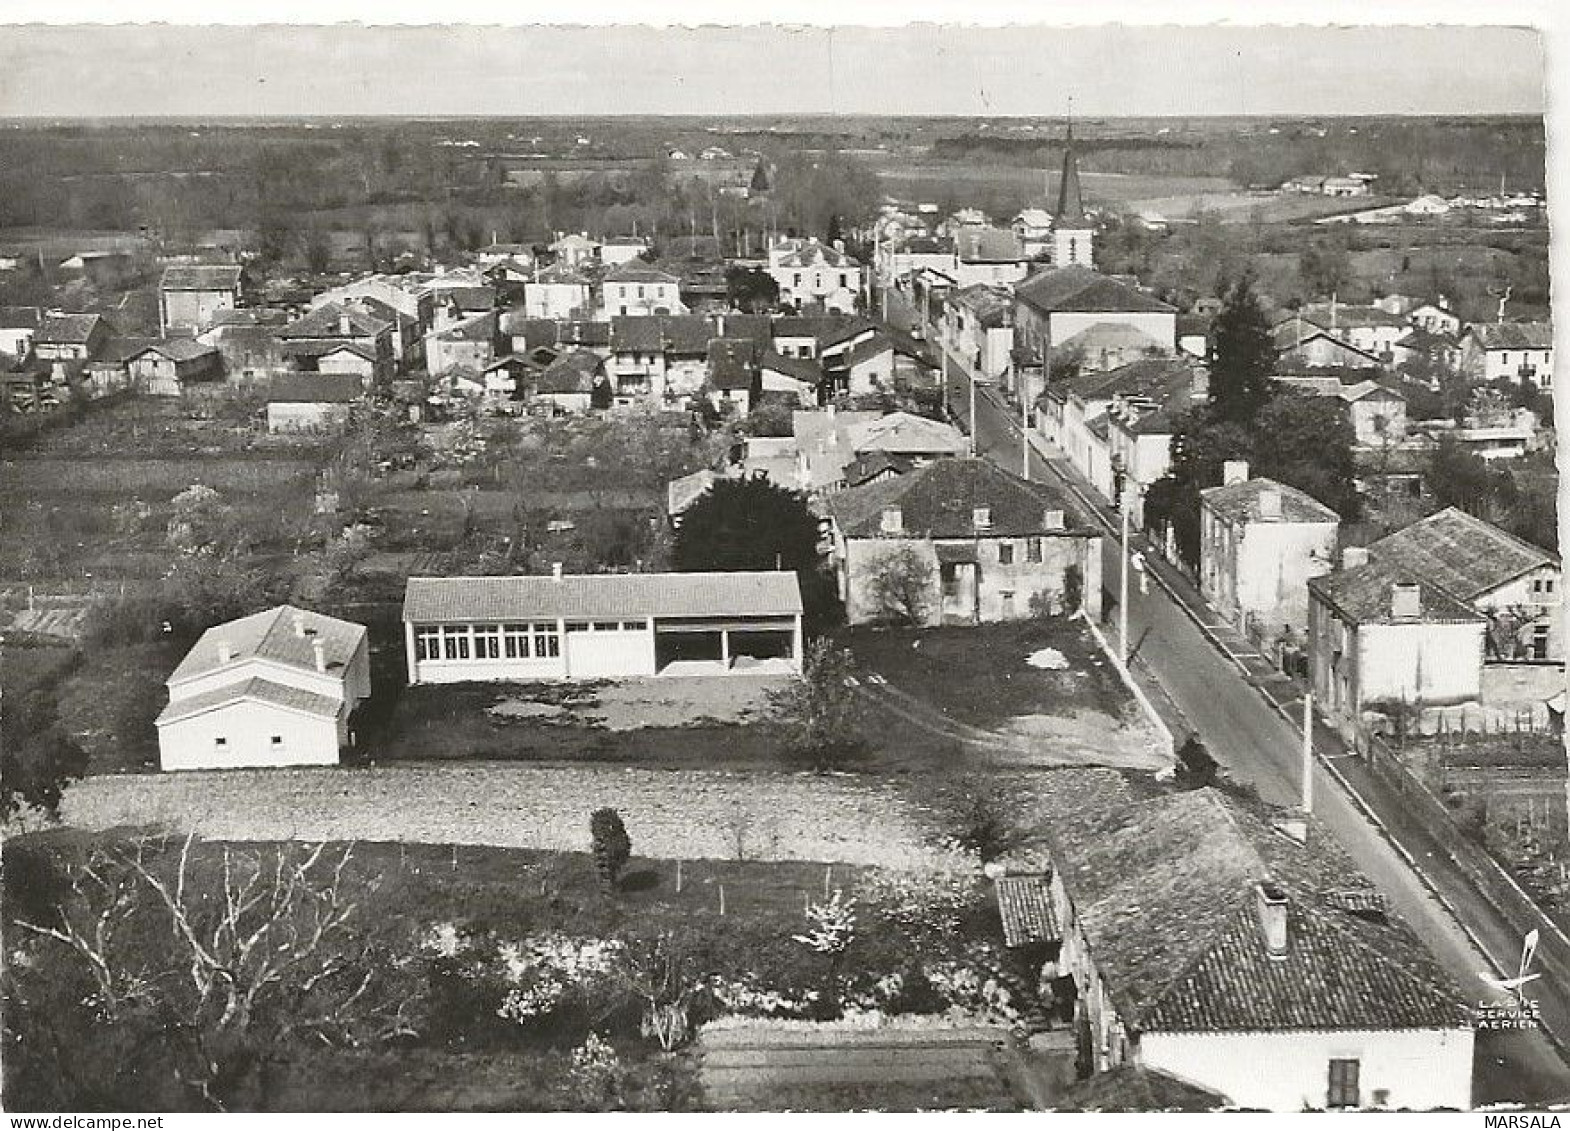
[{"xmin": 14, "ymin": 835, "xmax": 417, "ymax": 1111}]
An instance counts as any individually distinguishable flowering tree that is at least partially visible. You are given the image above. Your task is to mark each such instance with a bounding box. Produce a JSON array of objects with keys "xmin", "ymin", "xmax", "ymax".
[{"xmin": 794, "ymin": 890, "xmax": 858, "ymax": 1016}]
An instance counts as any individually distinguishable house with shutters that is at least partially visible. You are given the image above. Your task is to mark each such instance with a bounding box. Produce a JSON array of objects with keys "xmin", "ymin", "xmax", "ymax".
[
  {"xmin": 1309, "ymin": 507, "xmax": 1562, "ymax": 737},
  {"xmin": 823, "ymin": 457, "xmax": 1101, "ymax": 626},
  {"xmin": 278, "ymin": 301, "xmax": 395, "ymax": 385},
  {"xmin": 155, "ymin": 605, "xmax": 371, "ymax": 771},
  {"xmin": 1040, "ymin": 787, "xmax": 1472, "ymax": 1111},
  {"xmin": 1013, "ymin": 267, "xmax": 1175, "ymax": 372},
  {"xmin": 522, "ymin": 263, "xmax": 594, "ymax": 320},
  {"xmin": 402, "ymin": 569, "xmax": 803, "ymax": 683},
  {"xmin": 768, "ymin": 238, "xmax": 863, "ymax": 314},
  {"xmin": 600, "ymin": 260, "xmax": 685, "ymax": 317},
  {"xmin": 1199, "ymin": 463, "xmax": 1341, "ymax": 651},
  {"xmin": 159, "ymin": 264, "xmax": 243, "ymax": 335},
  {"xmin": 1459, "ymin": 322, "xmax": 1554, "ymax": 390}
]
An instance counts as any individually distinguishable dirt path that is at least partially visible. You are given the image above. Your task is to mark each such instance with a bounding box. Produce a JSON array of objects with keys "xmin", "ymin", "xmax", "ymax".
[{"xmin": 852, "ymin": 680, "xmax": 1167, "ymax": 772}]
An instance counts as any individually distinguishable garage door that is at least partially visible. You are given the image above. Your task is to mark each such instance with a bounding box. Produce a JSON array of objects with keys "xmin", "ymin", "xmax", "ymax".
[{"xmin": 564, "ymin": 622, "xmax": 654, "ymax": 679}]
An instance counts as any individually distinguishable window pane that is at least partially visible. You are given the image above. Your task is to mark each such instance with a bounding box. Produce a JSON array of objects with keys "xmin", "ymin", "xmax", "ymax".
[{"xmin": 593, "ymin": 621, "xmax": 620, "ymax": 632}]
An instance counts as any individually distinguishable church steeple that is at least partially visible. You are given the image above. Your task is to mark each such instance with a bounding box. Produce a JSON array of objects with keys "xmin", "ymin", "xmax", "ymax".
[
  {"xmin": 1054, "ymin": 121, "xmax": 1087, "ymax": 227},
  {"xmin": 1051, "ymin": 118, "xmax": 1094, "ymax": 268}
]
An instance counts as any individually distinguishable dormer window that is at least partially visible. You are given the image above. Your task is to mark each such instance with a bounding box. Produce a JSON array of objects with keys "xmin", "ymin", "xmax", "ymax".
[{"xmin": 972, "ymin": 507, "xmax": 992, "ymax": 531}]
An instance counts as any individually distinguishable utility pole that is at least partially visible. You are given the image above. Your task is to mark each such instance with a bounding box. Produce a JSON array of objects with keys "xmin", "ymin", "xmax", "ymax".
[
  {"xmin": 1301, "ymin": 692, "xmax": 1315, "ymax": 814},
  {"xmin": 1119, "ymin": 488, "xmax": 1131, "ymax": 666},
  {"xmin": 1021, "ymin": 382, "xmax": 1030, "ymax": 479},
  {"xmin": 967, "ymin": 366, "xmax": 978, "ymax": 458}
]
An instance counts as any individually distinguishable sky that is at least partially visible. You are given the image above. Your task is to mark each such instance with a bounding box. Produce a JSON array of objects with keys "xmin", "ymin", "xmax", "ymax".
[{"xmin": 0, "ymin": 21, "xmax": 1548, "ymax": 119}]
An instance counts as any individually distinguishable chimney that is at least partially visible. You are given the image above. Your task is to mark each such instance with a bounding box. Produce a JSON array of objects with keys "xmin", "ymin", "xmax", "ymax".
[
  {"xmin": 217, "ymin": 640, "xmax": 233, "ymax": 664},
  {"xmin": 1043, "ymin": 508, "xmax": 1065, "ymax": 531},
  {"xmin": 294, "ymin": 614, "xmax": 307, "ymax": 638},
  {"xmin": 833, "ymin": 238, "xmax": 845, "ymax": 253},
  {"xmin": 313, "ymin": 639, "xmax": 326, "ymax": 674},
  {"xmin": 1342, "ymin": 546, "xmax": 1370, "ymax": 570},
  {"xmin": 1222, "ymin": 459, "xmax": 1249, "ymax": 486},
  {"xmin": 552, "ymin": 562, "xmax": 564, "ymax": 582},
  {"xmin": 1390, "ymin": 581, "xmax": 1422, "ymax": 621},
  {"xmin": 1257, "ymin": 487, "xmax": 1282, "ymax": 520},
  {"xmin": 972, "ymin": 506, "xmax": 992, "ymax": 531},
  {"xmin": 881, "ymin": 507, "xmax": 904, "ymax": 534},
  {"xmin": 1255, "ymin": 881, "xmax": 1290, "ymax": 960},
  {"xmin": 338, "ymin": 312, "xmax": 352, "ymax": 336}
]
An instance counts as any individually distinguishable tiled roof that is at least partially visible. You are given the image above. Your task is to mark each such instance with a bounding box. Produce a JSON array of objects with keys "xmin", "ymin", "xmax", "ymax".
[
  {"xmin": 994, "ymin": 875, "xmax": 1060, "ymax": 947},
  {"xmin": 717, "ymin": 313, "xmax": 772, "ymax": 345},
  {"xmin": 1047, "ymin": 789, "xmax": 1467, "ymax": 1034},
  {"xmin": 1364, "ymin": 506, "xmax": 1557, "ymax": 599},
  {"xmin": 1053, "ymin": 1066, "xmax": 1226, "ymax": 1113},
  {"xmin": 843, "ymin": 412, "xmax": 966, "ymax": 457},
  {"xmin": 549, "ymin": 233, "xmax": 599, "ymax": 252},
  {"xmin": 531, "ymin": 262, "xmax": 592, "ymax": 286},
  {"xmin": 760, "ymin": 350, "xmax": 821, "ymax": 385},
  {"xmin": 264, "ymin": 375, "xmax": 361, "ymax": 404},
  {"xmin": 1053, "ymin": 357, "xmax": 1195, "ymax": 407},
  {"xmin": 845, "ymin": 333, "xmax": 894, "ymax": 368},
  {"xmin": 128, "ymin": 338, "xmax": 219, "ymax": 363},
  {"xmin": 706, "ymin": 337, "xmax": 758, "ymax": 390},
  {"xmin": 1472, "ymin": 322, "xmax": 1553, "ymax": 351},
  {"xmin": 1014, "ymin": 208, "xmax": 1054, "ymax": 229},
  {"xmin": 1308, "ymin": 559, "xmax": 1483, "ymax": 626},
  {"xmin": 955, "ymin": 226, "xmax": 1027, "ymax": 263},
  {"xmin": 156, "ymin": 675, "xmax": 341, "ymax": 726},
  {"xmin": 1200, "ymin": 478, "xmax": 1340, "ymax": 525},
  {"xmin": 437, "ymin": 286, "xmax": 496, "ymax": 312},
  {"xmin": 36, "ymin": 313, "xmax": 104, "ymax": 344},
  {"xmin": 402, "ymin": 570, "xmax": 803, "ymax": 623},
  {"xmin": 0, "ymin": 305, "xmax": 41, "ymax": 330},
  {"xmin": 280, "ymin": 302, "xmax": 390, "ymax": 340},
  {"xmin": 536, "ymin": 348, "xmax": 603, "ymax": 394},
  {"xmin": 662, "ymin": 316, "xmax": 713, "ymax": 355},
  {"xmin": 1300, "ymin": 302, "xmax": 1408, "ymax": 329},
  {"xmin": 775, "ymin": 240, "xmax": 860, "ymax": 269},
  {"xmin": 604, "ymin": 260, "xmax": 680, "ymax": 284},
  {"xmin": 1014, "ymin": 266, "xmax": 1175, "ymax": 316},
  {"xmin": 435, "ymin": 311, "xmax": 498, "ymax": 343},
  {"xmin": 1057, "ymin": 321, "xmax": 1165, "ymax": 357},
  {"xmin": 208, "ymin": 307, "xmax": 287, "ymax": 329},
  {"xmin": 160, "ymin": 264, "xmax": 243, "ymax": 291},
  {"xmin": 826, "ymin": 457, "xmax": 1081, "ymax": 539},
  {"xmin": 559, "ymin": 319, "xmax": 610, "ymax": 348},
  {"xmin": 167, "ymin": 605, "xmax": 366, "ymax": 686},
  {"xmin": 950, "ymin": 284, "xmax": 1013, "ymax": 325},
  {"xmin": 610, "ymin": 315, "xmax": 664, "ymax": 353},
  {"xmin": 280, "ymin": 340, "xmax": 379, "ymax": 362}
]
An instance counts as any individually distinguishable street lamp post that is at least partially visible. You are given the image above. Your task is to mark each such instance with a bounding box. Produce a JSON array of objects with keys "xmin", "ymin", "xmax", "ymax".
[
  {"xmin": 1020, "ymin": 378, "xmax": 1030, "ymax": 479},
  {"xmin": 968, "ymin": 366, "xmax": 978, "ymax": 458},
  {"xmin": 1119, "ymin": 486, "xmax": 1131, "ymax": 667}
]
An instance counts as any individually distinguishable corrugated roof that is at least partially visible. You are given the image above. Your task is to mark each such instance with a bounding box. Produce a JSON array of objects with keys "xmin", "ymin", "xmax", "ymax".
[
  {"xmin": 1364, "ymin": 506, "xmax": 1556, "ymax": 599},
  {"xmin": 402, "ymin": 571, "xmax": 803, "ymax": 622},
  {"xmin": 994, "ymin": 875, "xmax": 1060, "ymax": 947},
  {"xmin": 1014, "ymin": 266, "xmax": 1174, "ymax": 316},
  {"xmin": 157, "ymin": 675, "xmax": 341, "ymax": 726},
  {"xmin": 160, "ymin": 264, "xmax": 243, "ymax": 291},
  {"xmin": 825, "ymin": 457, "xmax": 1082, "ymax": 539},
  {"xmin": 1200, "ymin": 478, "xmax": 1340, "ymax": 526},
  {"xmin": 168, "ymin": 605, "xmax": 366, "ymax": 686}
]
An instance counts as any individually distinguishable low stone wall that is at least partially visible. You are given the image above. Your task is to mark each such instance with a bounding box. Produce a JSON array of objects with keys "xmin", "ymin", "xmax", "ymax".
[{"xmin": 57, "ymin": 762, "xmax": 948, "ymax": 868}]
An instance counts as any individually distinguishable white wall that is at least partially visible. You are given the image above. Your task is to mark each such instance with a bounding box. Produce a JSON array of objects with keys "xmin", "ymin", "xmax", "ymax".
[
  {"xmin": 159, "ymin": 699, "xmax": 340, "ymax": 771},
  {"xmin": 523, "ymin": 283, "xmax": 589, "ymax": 319},
  {"xmin": 1138, "ymin": 1027, "xmax": 1474, "ymax": 1112},
  {"xmin": 1050, "ymin": 309, "xmax": 1175, "ymax": 352},
  {"xmin": 1481, "ymin": 566, "xmax": 1564, "ymax": 662},
  {"xmin": 1234, "ymin": 520, "xmax": 1339, "ymax": 638},
  {"xmin": 1357, "ymin": 620, "xmax": 1485, "ymax": 710}
]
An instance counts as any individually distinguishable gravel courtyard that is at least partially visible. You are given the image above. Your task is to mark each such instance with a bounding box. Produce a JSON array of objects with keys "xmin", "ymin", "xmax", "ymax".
[{"xmin": 56, "ymin": 763, "xmax": 951, "ymax": 867}]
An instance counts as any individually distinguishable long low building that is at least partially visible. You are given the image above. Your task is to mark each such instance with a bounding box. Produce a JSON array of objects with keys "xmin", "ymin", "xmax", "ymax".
[{"xmin": 402, "ymin": 569, "xmax": 804, "ymax": 684}]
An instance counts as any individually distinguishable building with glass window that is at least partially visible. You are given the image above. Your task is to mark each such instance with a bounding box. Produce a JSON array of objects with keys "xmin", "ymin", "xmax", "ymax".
[{"xmin": 401, "ymin": 570, "xmax": 804, "ymax": 684}]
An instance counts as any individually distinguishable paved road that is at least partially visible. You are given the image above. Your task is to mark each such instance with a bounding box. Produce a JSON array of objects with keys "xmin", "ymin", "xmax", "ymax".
[{"xmin": 940, "ymin": 352, "xmax": 1570, "ymax": 1103}]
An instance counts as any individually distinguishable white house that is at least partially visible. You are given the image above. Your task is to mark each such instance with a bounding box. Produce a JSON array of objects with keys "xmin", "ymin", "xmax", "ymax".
[
  {"xmin": 523, "ymin": 264, "xmax": 594, "ymax": 320},
  {"xmin": 155, "ymin": 605, "xmax": 371, "ymax": 771},
  {"xmin": 769, "ymin": 238, "xmax": 863, "ymax": 314},
  {"xmin": 952, "ymin": 228, "xmax": 1030, "ymax": 289},
  {"xmin": 548, "ymin": 232, "xmax": 600, "ymax": 269},
  {"xmin": 402, "ymin": 570, "xmax": 803, "ymax": 683},
  {"xmin": 158, "ymin": 264, "xmax": 243, "ymax": 336},
  {"xmin": 1459, "ymin": 322, "xmax": 1554, "ymax": 389},
  {"xmin": 0, "ymin": 305, "xmax": 40, "ymax": 359},
  {"xmin": 1013, "ymin": 267, "xmax": 1175, "ymax": 369},
  {"xmin": 601, "ymin": 260, "xmax": 685, "ymax": 317},
  {"xmin": 1047, "ymin": 788, "xmax": 1473, "ymax": 1112},
  {"xmin": 599, "ymin": 236, "xmax": 651, "ymax": 268},
  {"xmin": 1199, "ymin": 464, "xmax": 1340, "ymax": 648},
  {"xmin": 944, "ymin": 284, "xmax": 1015, "ymax": 383},
  {"xmin": 1011, "ymin": 208, "xmax": 1055, "ymax": 259}
]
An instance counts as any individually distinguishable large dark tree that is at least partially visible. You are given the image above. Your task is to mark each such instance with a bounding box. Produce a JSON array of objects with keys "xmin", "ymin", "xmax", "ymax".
[
  {"xmin": 725, "ymin": 266, "xmax": 780, "ymax": 313},
  {"xmin": 1, "ymin": 684, "xmax": 89, "ymax": 822},
  {"xmin": 673, "ymin": 477, "xmax": 838, "ymax": 628},
  {"xmin": 1208, "ymin": 276, "xmax": 1277, "ymax": 420}
]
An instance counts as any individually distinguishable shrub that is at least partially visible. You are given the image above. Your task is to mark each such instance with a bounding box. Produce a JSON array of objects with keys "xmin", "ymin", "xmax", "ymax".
[{"xmin": 590, "ymin": 809, "xmax": 632, "ymax": 893}]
